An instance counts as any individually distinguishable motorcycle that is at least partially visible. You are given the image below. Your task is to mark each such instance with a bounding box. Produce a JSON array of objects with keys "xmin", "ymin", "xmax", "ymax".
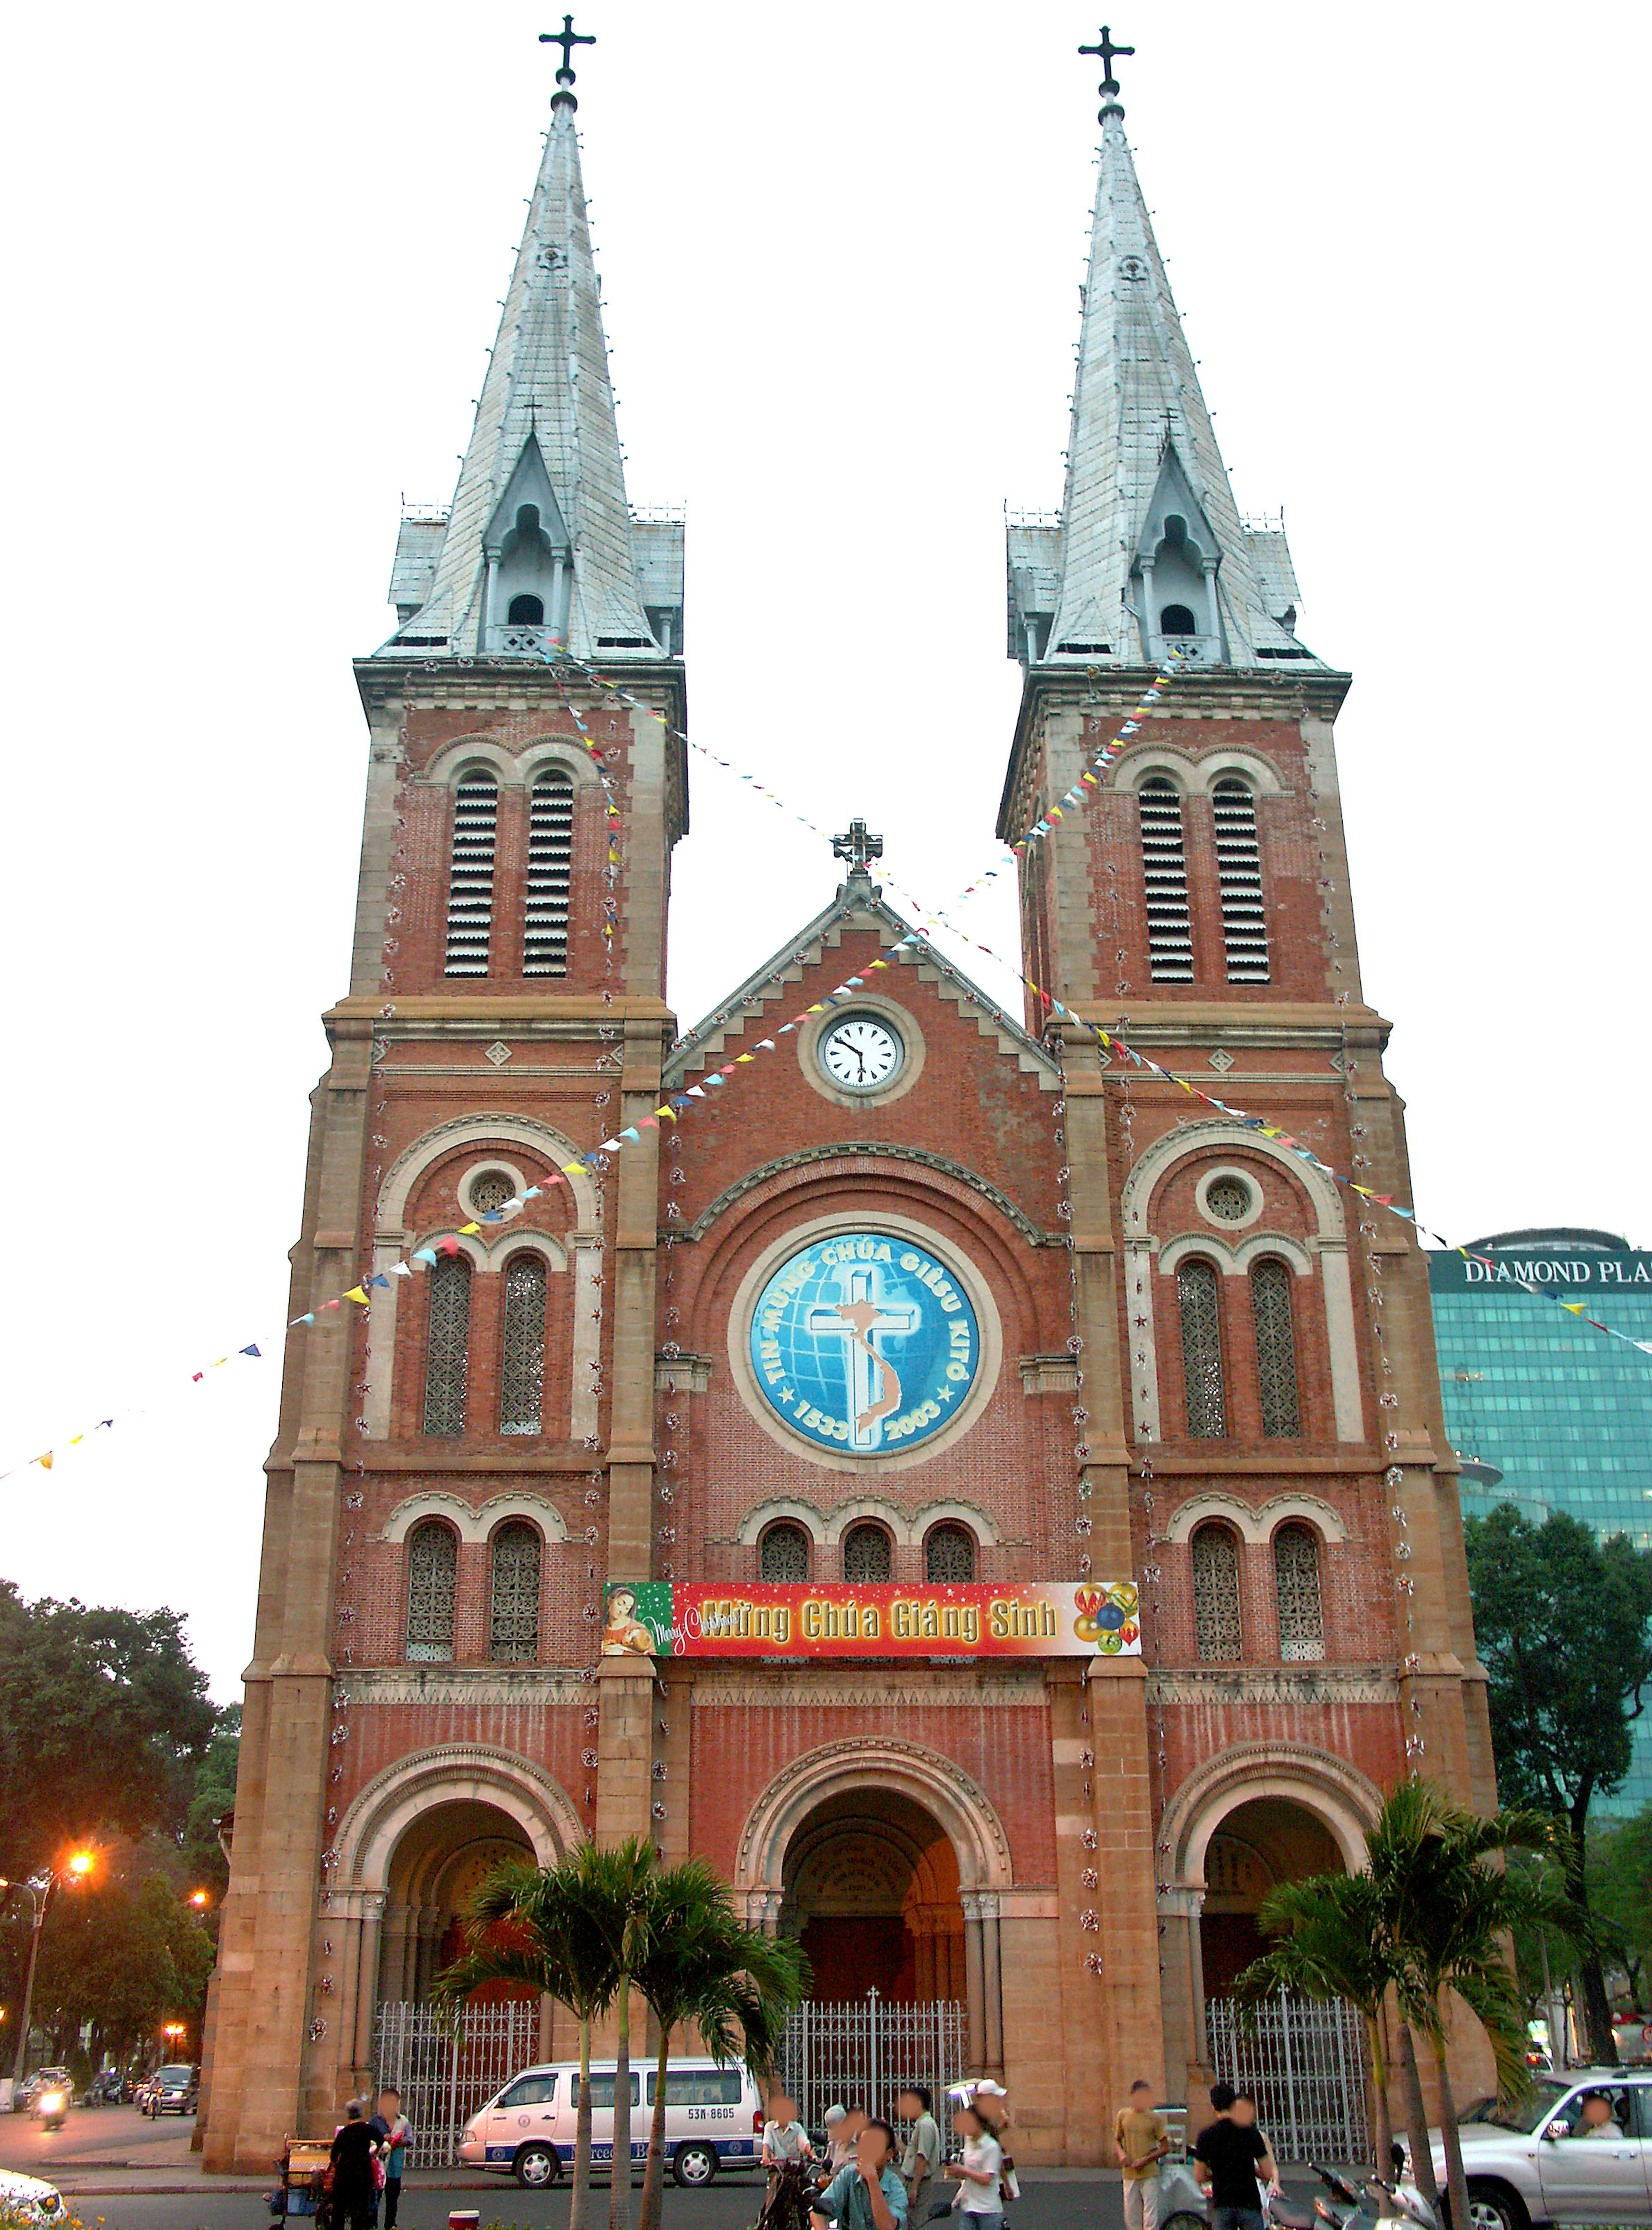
[
  {"xmin": 1307, "ymin": 2163, "xmax": 1440, "ymax": 2230},
  {"xmin": 33, "ymin": 2086, "xmax": 69, "ymax": 2133}
]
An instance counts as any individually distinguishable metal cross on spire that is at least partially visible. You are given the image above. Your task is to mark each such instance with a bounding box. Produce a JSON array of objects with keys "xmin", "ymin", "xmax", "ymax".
[
  {"xmin": 540, "ymin": 13, "xmax": 595, "ymax": 100},
  {"xmin": 832, "ymin": 818, "xmax": 884, "ymax": 877},
  {"xmin": 1079, "ymin": 22, "xmax": 1135, "ymax": 104}
]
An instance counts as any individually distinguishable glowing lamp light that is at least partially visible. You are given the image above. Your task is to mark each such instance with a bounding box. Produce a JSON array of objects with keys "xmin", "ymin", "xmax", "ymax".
[
  {"xmin": 66, "ymin": 1852, "xmax": 93, "ymax": 1878},
  {"xmin": 189, "ymin": 1891, "xmax": 208, "ymax": 1908}
]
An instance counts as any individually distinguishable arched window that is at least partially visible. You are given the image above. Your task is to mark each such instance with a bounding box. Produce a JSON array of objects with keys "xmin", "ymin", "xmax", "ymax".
[
  {"xmin": 1212, "ymin": 780, "xmax": 1270, "ymax": 982},
  {"xmin": 1191, "ymin": 1523, "xmax": 1242, "ymax": 1663},
  {"xmin": 1159, "ymin": 603, "xmax": 1198, "ymax": 637},
  {"xmin": 1251, "ymin": 1258, "xmax": 1301, "ymax": 1439},
  {"xmin": 422, "ymin": 1255, "xmax": 471, "ymax": 1436},
  {"xmin": 842, "ymin": 1522, "xmax": 892, "ymax": 1583},
  {"xmin": 1139, "ymin": 778, "xmax": 1193, "ymax": 981},
  {"xmin": 1177, "ymin": 1258, "xmax": 1227, "ymax": 1437},
  {"xmin": 490, "ymin": 1521, "xmax": 542, "ymax": 1661},
  {"xmin": 925, "ymin": 1523, "xmax": 977, "ymax": 1583},
  {"xmin": 1273, "ymin": 1523, "xmax": 1324, "ymax": 1661},
  {"xmin": 406, "ymin": 1521, "xmax": 458, "ymax": 1662},
  {"xmin": 507, "ymin": 592, "xmax": 545, "ymax": 625},
  {"xmin": 760, "ymin": 1521, "xmax": 811, "ymax": 1583},
  {"xmin": 444, "ymin": 771, "xmax": 498, "ymax": 976},
  {"xmin": 499, "ymin": 1255, "xmax": 548, "ymax": 1435},
  {"xmin": 524, "ymin": 770, "xmax": 575, "ymax": 978}
]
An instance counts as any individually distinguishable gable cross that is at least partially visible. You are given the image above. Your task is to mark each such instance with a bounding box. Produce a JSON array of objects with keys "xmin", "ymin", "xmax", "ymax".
[{"xmin": 832, "ymin": 818, "xmax": 884, "ymax": 876}]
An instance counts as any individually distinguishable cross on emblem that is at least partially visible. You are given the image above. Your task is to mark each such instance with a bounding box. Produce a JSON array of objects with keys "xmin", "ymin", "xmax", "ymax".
[
  {"xmin": 540, "ymin": 13, "xmax": 595, "ymax": 87},
  {"xmin": 1079, "ymin": 23, "xmax": 1135, "ymax": 96},
  {"xmin": 831, "ymin": 817, "xmax": 884, "ymax": 876},
  {"xmin": 806, "ymin": 1268, "xmax": 918, "ymax": 1449}
]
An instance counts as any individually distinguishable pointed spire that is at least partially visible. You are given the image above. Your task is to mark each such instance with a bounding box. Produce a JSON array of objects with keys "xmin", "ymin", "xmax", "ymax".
[
  {"xmin": 381, "ymin": 86, "xmax": 672, "ymax": 661},
  {"xmin": 1011, "ymin": 78, "xmax": 1312, "ymax": 670}
]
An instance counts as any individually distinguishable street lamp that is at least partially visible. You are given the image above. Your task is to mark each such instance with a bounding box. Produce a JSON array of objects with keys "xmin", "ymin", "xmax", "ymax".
[
  {"xmin": 161, "ymin": 2023, "xmax": 186, "ymax": 2058},
  {"xmin": 188, "ymin": 1891, "xmax": 208, "ymax": 1909},
  {"xmin": 1, "ymin": 1851, "xmax": 94, "ymax": 2090}
]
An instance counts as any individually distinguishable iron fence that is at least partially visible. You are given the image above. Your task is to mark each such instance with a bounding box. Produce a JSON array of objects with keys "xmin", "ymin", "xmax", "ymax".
[
  {"xmin": 372, "ymin": 1999, "xmax": 539, "ymax": 2168},
  {"xmin": 778, "ymin": 1993, "xmax": 967, "ymax": 2131},
  {"xmin": 1206, "ymin": 1991, "xmax": 1369, "ymax": 2165}
]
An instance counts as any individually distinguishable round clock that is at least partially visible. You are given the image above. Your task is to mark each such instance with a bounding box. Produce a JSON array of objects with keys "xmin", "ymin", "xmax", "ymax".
[{"xmin": 819, "ymin": 1013, "xmax": 903, "ymax": 1092}]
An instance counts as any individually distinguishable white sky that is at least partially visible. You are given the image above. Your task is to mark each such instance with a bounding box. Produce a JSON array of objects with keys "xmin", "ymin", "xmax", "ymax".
[{"xmin": 3, "ymin": 1, "xmax": 1647, "ymax": 1699}]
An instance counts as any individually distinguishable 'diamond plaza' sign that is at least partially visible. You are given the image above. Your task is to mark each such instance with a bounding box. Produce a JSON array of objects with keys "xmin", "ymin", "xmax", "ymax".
[{"xmin": 747, "ymin": 1232, "xmax": 980, "ymax": 1455}]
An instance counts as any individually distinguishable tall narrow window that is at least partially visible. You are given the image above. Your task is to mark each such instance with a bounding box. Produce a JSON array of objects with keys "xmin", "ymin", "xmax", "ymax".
[
  {"xmin": 1192, "ymin": 1523, "xmax": 1242, "ymax": 1663},
  {"xmin": 406, "ymin": 1521, "xmax": 458, "ymax": 1662},
  {"xmin": 524, "ymin": 771, "xmax": 574, "ymax": 978},
  {"xmin": 842, "ymin": 1523, "xmax": 892, "ymax": 1582},
  {"xmin": 760, "ymin": 1521, "xmax": 811, "ymax": 1582},
  {"xmin": 422, "ymin": 1255, "xmax": 471, "ymax": 1436},
  {"xmin": 1177, "ymin": 1258, "xmax": 1227, "ymax": 1437},
  {"xmin": 1139, "ymin": 779, "xmax": 1193, "ymax": 981},
  {"xmin": 490, "ymin": 1521, "xmax": 542, "ymax": 1661},
  {"xmin": 499, "ymin": 1255, "xmax": 548, "ymax": 1435},
  {"xmin": 1273, "ymin": 1524, "xmax": 1325, "ymax": 1661},
  {"xmin": 1251, "ymin": 1258, "xmax": 1301, "ymax": 1438},
  {"xmin": 925, "ymin": 1523, "xmax": 977, "ymax": 1582},
  {"xmin": 444, "ymin": 772, "xmax": 498, "ymax": 976},
  {"xmin": 1212, "ymin": 780, "xmax": 1270, "ymax": 981}
]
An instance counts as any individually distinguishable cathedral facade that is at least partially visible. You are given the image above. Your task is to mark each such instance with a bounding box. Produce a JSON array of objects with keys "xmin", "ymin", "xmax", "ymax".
[{"xmin": 202, "ymin": 55, "xmax": 1493, "ymax": 2174}]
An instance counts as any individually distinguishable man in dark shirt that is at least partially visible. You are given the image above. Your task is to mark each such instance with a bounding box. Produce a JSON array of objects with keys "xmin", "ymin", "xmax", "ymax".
[{"xmin": 1193, "ymin": 2085, "xmax": 1277, "ymax": 2230}]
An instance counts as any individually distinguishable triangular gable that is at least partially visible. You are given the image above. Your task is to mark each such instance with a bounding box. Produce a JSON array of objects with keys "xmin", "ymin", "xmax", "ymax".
[
  {"xmin": 1132, "ymin": 442, "xmax": 1222, "ymax": 574},
  {"xmin": 483, "ymin": 435, "xmax": 571, "ymax": 557}
]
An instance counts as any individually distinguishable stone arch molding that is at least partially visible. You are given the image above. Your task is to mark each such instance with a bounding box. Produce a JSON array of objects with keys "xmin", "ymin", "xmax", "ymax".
[
  {"xmin": 734, "ymin": 1737, "xmax": 1014, "ymax": 1897},
  {"xmin": 1159, "ymin": 1740, "xmax": 1382, "ymax": 1890},
  {"xmin": 737, "ymin": 1498, "xmax": 1002, "ymax": 1551},
  {"xmin": 332, "ymin": 1743, "xmax": 585, "ymax": 1892},
  {"xmin": 377, "ymin": 1113, "xmax": 600, "ymax": 1237},
  {"xmin": 1162, "ymin": 1490, "xmax": 1348, "ymax": 1546},
  {"xmin": 1121, "ymin": 1119, "xmax": 1364, "ymax": 1446},
  {"xmin": 1112, "ymin": 745, "xmax": 1285, "ymax": 798},
  {"xmin": 421, "ymin": 734, "xmax": 604, "ymax": 793},
  {"xmin": 377, "ymin": 1490, "xmax": 570, "ymax": 1546}
]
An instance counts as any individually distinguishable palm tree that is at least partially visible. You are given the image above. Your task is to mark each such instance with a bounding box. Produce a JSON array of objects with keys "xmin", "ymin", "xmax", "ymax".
[
  {"xmin": 632, "ymin": 1860, "xmax": 811, "ymax": 2230},
  {"xmin": 560, "ymin": 1838, "xmax": 658, "ymax": 2230},
  {"xmin": 431, "ymin": 1851, "xmax": 621, "ymax": 2230}
]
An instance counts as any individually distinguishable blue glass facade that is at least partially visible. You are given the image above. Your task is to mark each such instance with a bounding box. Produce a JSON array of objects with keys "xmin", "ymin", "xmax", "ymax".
[{"xmin": 1427, "ymin": 1229, "xmax": 1652, "ymax": 1815}]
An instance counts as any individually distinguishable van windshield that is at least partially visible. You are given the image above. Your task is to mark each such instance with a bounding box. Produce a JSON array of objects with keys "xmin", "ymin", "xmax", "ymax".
[
  {"xmin": 574, "ymin": 2073, "xmax": 640, "ymax": 2107},
  {"xmin": 499, "ymin": 2074, "xmax": 557, "ymax": 2108}
]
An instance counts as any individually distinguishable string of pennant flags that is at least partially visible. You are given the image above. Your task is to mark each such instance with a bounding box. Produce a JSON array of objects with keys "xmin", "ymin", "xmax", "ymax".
[{"xmin": 10, "ymin": 647, "xmax": 1649, "ymax": 1480}]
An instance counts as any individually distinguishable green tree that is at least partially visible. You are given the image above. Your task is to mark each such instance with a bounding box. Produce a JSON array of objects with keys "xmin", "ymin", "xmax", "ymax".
[
  {"xmin": 1464, "ymin": 1505, "xmax": 1652, "ymax": 2061},
  {"xmin": 0, "ymin": 1582, "xmax": 217, "ymax": 1881},
  {"xmin": 632, "ymin": 1859, "xmax": 809, "ymax": 2230},
  {"xmin": 179, "ymin": 1705, "xmax": 240, "ymax": 1909},
  {"xmin": 31, "ymin": 1871, "xmax": 213, "ymax": 2073}
]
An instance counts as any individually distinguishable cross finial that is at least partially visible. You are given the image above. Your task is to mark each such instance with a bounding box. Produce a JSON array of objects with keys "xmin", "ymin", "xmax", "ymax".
[
  {"xmin": 540, "ymin": 14, "xmax": 595, "ymax": 104},
  {"xmin": 832, "ymin": 817, "xmax": 884, "ymax": 878},
  {"xmin": 1079, "ymin": 23, "xmax": 1135, "ymax": 107}
]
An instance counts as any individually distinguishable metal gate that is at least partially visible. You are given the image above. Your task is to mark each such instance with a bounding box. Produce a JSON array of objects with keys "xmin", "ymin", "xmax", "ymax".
[
  {"xmin": 1206, "ymin": 1992, "xmax": 1369, "ymax": 2165},
  {"xmin": 778, "ymin": 1993, "xmax": 967, "ymax": 2129},
  {"xmin": 372, "ymin": 1999, "xmax": 539, "ymax": 2168}
]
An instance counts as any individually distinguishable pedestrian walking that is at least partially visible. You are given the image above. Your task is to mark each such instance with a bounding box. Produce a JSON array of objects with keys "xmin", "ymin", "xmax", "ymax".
[
  {"xmin": 810, "ymin": 2117, "xmax": 909, "ymax": 2230},
  {"xmin": 948, "ymin": 2104, "xmax": 1003, "ymax": 2230},
  {"xmin": 897, "ymin": 2087, "xmax": 941, "ymax": 2216},
  {"xmin": 328, "ymin": 2102, "xmax": 378, "ymax": 2230},
  {"xmin": 1193, "ymin": 2085, "xmax": 1278, "ymax": 2230},
  {"xmin": 1113, "ymin": 2080, "xmax": 1169, "ymax": 2230},
  {"xmin": 368, "ymin": 2087, "xmax": 411, "ymax": 2230}
]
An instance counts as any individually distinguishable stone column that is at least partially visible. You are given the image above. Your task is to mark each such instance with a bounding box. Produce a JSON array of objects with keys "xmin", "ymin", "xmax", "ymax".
[
  {"xmin": 980, "ymin": 1898, "xmax": 1003, "ymax": 2078},
  {"xmin": 381, "ymin": 1907, "xmax": 411, "ymax": 2007},
  {"xmin": 1156, "ymin": 1886, "xmax": 1205, "ymax": 2095},
  {"xmin": 961, "ymin": 1894, "xmax": 987, "ymax": 2072},
  {"xmin": 354, "ymin": 1894, "xmax": 386, "ymax": 2075}
]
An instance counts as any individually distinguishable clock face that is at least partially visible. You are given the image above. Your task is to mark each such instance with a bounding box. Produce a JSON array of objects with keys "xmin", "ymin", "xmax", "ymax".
[{"xmin": 820, "ymin": 1014, "xmax": 903, "ymax": 1092}]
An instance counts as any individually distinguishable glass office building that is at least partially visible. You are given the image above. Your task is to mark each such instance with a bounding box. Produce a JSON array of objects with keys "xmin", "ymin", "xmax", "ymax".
[{"xmin": 1428, "ymin": 1228, "xmax": 1652, "ymax": 1815}]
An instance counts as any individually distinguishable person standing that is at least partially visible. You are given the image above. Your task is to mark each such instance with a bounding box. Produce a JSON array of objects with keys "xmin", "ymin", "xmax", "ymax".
[
  {"xmin": 897, "ymin": 2088, "xmax": 941, "ymax": 2217},
  {"xmin": 328, "ymin": 2101, "xmax": 378, "ymax": 2230},
  {"xmin": 1113, "ymin": 2080, "xmax": 1169, "ymax": 2230},
  {"xmin": 949, "ymin": 2104, "xmax": 1003, "ymax": 2230},
  {"xmin": 368, "ymin": 2088, "xmax": 411, "ymax": 2230},
  {"xmin": 1193, "ymin": 2085, "xmax": 1277, "ymax": 2230}
]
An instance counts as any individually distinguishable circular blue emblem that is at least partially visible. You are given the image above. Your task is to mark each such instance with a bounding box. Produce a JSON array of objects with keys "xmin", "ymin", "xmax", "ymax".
[{"xmin": 748, "ymin": 1232, "xmax": 981, "ymax": 1455}]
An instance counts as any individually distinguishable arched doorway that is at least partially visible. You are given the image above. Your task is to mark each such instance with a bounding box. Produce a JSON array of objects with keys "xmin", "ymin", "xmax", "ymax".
[
  {"xmin": 1197, "ymin": 1795, "xmax": 1343, "ymax": 1996},
  {"xmin": 380, "ymin": 1797, "xmax": 536, "ymax": 2002},
  {"xmin": 782, "ymin": 1787, "xmax": 966, "ymax": 2005}
]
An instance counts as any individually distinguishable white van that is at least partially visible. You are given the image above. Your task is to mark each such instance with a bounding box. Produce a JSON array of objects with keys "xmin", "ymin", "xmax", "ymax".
[{"xmin": 459, "ymin": 2057, "xmax": 765, "ymax": 2190}]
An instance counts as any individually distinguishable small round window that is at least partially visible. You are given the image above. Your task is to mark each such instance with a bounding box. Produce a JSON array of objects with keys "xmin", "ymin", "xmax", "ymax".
[
  {"xmin": 468, "ymin": 1168, "xmax": 517, "ymax": 1216},
  {"xmin": 1204, "ymin": 1176, "xmax": 1253, "ymax": 1224}
]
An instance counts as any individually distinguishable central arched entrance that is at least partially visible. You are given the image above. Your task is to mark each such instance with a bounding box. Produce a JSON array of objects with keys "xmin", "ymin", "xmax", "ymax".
[
  {"xmin": 1197, "ymin": 1795, "xmax": 1344, "ymax": 1995},
  {"xmin": 381, "ymin": 1797, "xmax": 536, "ymax": 2000},
  {"xmin": 782, "ymin": 1787, "xmax": 966, "ymax": 2004}
]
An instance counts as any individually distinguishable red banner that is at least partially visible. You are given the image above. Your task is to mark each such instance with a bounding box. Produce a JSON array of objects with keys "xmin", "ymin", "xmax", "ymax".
[{"xmin": 601, "ymin": 1580, "xmax": 1139, "ymax": 1660}]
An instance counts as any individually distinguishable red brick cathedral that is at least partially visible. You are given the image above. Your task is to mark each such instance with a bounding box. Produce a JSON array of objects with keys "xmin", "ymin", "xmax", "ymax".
[{"xmin": 203, "ymin": 48, "xmax": 1493, "ymax": 2174}]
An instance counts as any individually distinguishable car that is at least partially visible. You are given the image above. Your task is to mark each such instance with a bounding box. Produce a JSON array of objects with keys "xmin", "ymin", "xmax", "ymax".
[
  {"xmin": 1430, "ymin": 2067, "xmax": 1652, "ymax": 2230},
  {"xmin": 0, "ymin": 2168, "xmax": 65, "ymax": 2223},
  {"xmin": 142, "ymin": 2063, "xmax": 199, "ymax": 2116},
  {"xmin": 459, "ymin": 2057, "xmax": 765, "ymax": 2190}
]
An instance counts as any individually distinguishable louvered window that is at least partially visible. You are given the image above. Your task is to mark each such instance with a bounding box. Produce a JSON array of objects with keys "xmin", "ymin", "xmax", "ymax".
[
  {"xmin": 1139, "ymin": 779, "xmax": 1193, "ymax": 981},
  {"xmin": 925, "ymin": 1523, "xmax": 977, "ymax": 1583},
  {"xmin": 760, "ymin": 1521, "xmax": 811, "ymax": 1583},
  {"xmin": 1274, "ymin": 1523, "xmax": 1325, "ymax": 1661},
  {"xmin": 499, "ymin": 1256, "xmax": 548, "ymax": 1436},
  {"xmin": 1251, "ymin": 1258, "xmax": 1302, "ymax": 1438},
  {"xmin": 1192, "ymin": 1523, "xmax": 1242, "ymax": 1663},
  {"xmin": 422, "ymin": 1255, "xmax": 471, "ymax": 1436},
  {"xmin": 1213, "ymin": 780, "xmax": 1270, "ymax": 982},
  {"xmin": 524, "ymin": 771, "xmax": 574, "ymax": 977},
  {"xmin": 842, "ymin": 1523, "xmax": 892, "ymax": 1582},
  {"xmin": 444, "ymin": 773, "xmax": 498, "ymax": 976},
  {"xmin": 406, "ymin": 1521, "xmax": 457, "ymax": 1662},
  {"xmin": 490, "ymin": 1521, "xmax": 542, "ymax": 1661},
  {"xmin": 1177, "ymin": 1258, "xmax": 1227, "ymax": 1438}
]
